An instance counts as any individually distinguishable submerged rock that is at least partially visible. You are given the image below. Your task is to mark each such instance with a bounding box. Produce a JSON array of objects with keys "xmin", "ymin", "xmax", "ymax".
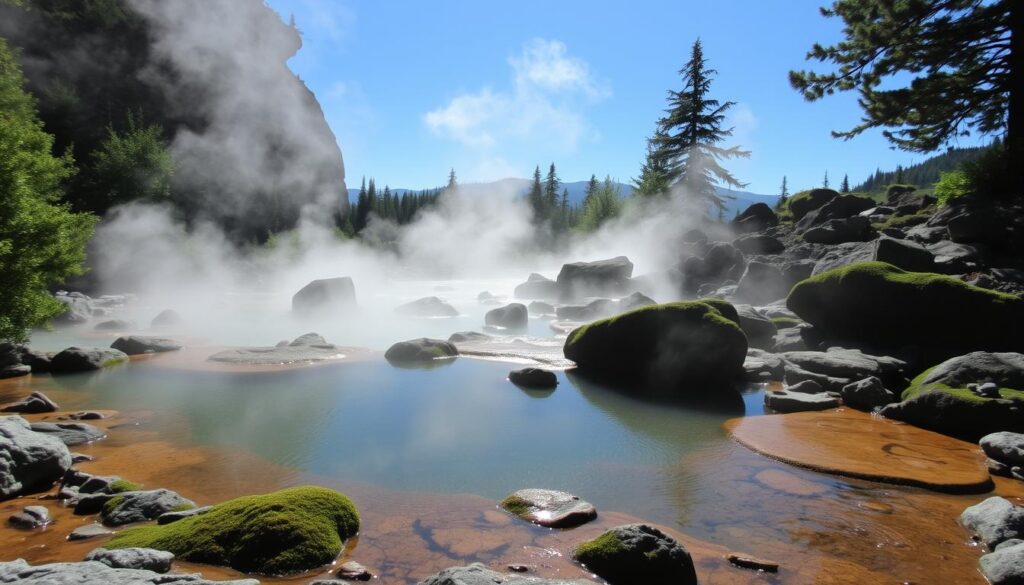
[
  {"xmin": 207, "ymin": 333, "xmax": 345, "ymax": 366},
  {"xmin": 0, "ymin": 416, "xmax": 72, "ymax": 498},
  {"xmin": 572, "ymin": 524, "xmax": 697, "ymax": 585},
  {"xmin": 500, "ymin": 489, "xmax": 596, "ymax": 528},
  {"xmin": 111, "ymin": 336, "xmax": 182, "ymax": 355},
  {"xmin": 0, "ymin": 559, "xmax": 258, "ymax": 584},
  {"xmin": 84, "ymin": 547, "xmax": 174, "ymax": 573},
  {"xmin": 30, "ymin": 421, "xmax": 105, "ymax": 446},
  {"xmin": 961, "ymin": 497, "xmax": 1024, "ymax": 549},
  {"xmin": 508, "ymin": 368, "xmax": 557, "ymax": 389},
  {"xmin": 336, "ymin": 560, "xmax": 372, "ymax": 581},
  {"xmin": 396, "ymin": 296, "xmax": 459, "ymax": 318},
  {"xmin": 50, "ymin": 347, "xmax": 129, "ymax": 373},
  {"xmin": 563, "ymin": 301, "xmax": 747, "ymax": 393},
  {"xmin": 384, "ymin": 338, "xmax": 458, "ymax": 365},
  {"xmin": 419, "ymin": 563, "xmax": 594, "ymax": 585},
  {"xmin": 106, "ymin": 486, "xmax": 359, "ymax": 576},
  {"xmin": 292, "ymin": 277, "xmax": 357, "ymax": 314},
  {"xmin": 1, "ymin": 391, "xmax": 58, "ymax": 414}
]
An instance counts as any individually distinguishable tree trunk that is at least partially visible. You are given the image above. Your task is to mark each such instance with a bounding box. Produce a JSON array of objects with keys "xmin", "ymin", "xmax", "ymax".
[{"xmin": 1009, "ymin": 0, "xmax": 1024, "ymax": 195}]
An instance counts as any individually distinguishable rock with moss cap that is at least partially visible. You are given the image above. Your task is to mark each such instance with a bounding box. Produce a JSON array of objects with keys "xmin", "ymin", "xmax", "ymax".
[
  {"xmin": 787, "ymin": 262, "xmax": 1024, "ymax": 360},
  {"xmin": 880, "ymin": 352, "xmax": 1024, "ymax": 441},
  {"xmin": 572, "ymin": 524, "xmax": 697, "ymax": 585},
  {"xmin": 100, "ymin": 489, "xmax": 196, "ymax": 526},
  {"xmin": 385, "ymin": 338, "xmax": 458, "ymax": 365},
  {"xmin": 500, "ymin": 489, "xmax": 596, "ymax": 528},
  {"xmin": 105, "ymin": 486, "xmax": 359, "ymax": 576},
  {"xmin": 563, "ymin": 301, "xmax": 747, "ymax": 393}
]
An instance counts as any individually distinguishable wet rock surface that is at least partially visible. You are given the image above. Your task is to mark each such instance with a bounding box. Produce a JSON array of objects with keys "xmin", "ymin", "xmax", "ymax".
[
  {"xmin": 111, "ymin": 336, "xmax": 182, "ymax": 355},
  {"xmin": 84, "ymin": 547, "xmax": 174, "ymax": 573},
  {"xmin": 572, "ymin": 524, "xmax": 697, "ymax": 585},
  {"xmin": 7, "ymin": 505, "xmax": 50, "ymax": 528},
  {"xmin": 0, "ymin": 559, "xmax": 259, "ymax": 584},
  {"xmin": 419, "ymin": 563, "xmax": 595, "ymax": 585},
  {"xmin": 961, "ymin": 497, "xmax": 1024, "ymax": 549},
  {"xmin": 508, "ymin": 368, "xmax": 557, "ymax": 389},
  {"xmin": 207, "ymin": 333, "xmax": 346, "ymax": 365},
  {"xmin": 50, "ymin": 347, "xmax": 129, "ymax": 373},
  {"xmin": 764, "ymin": 390, "xmax": 840, "ymax": 413},
  {"xmin": 385, "ymin": 338, "xmax": 458, "ymax": 365},
  {"xmin": 100, "ymin": 488, "xmax": 196, "ymax": 526},
  {"xmin": 0, "ymin": 416, "xmax": 72, "ymax": 498},
  {"xmin": 1, "ymin": 391, "xmax": 58, "ymax": 414},
  {"xmin": 29, "ymin": 421, "xmax": 106, "ymax": 446},
  {"xmin": 500, "ymin": 489, "xmax": 596, "ymax": 528}
]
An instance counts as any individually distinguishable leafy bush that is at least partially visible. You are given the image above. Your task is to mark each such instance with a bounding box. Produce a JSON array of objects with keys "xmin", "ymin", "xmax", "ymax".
[
  {"xmin": 90, "ymin": 112, "xmax": 173, "ymax": 208},
  {"xmin": 934, "ymin": 170, "xmax": 971, "ymax": 205},
  {"xmin": 0, "ymin": 38, "xmax": 95, "ymax": 343}
]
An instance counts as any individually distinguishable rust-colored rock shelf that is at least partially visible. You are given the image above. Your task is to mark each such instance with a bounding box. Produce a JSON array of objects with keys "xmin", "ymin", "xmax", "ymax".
[{"xmin": 726, "ymin": 409, "xmax": 994, "ymax": 493}]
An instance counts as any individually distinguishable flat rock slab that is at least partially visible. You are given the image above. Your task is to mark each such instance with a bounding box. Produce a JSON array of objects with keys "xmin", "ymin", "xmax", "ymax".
[
  {"xmin": 726, "ymin": 409, "xmax": 994, "ymax": 493},
  {"xmin": 501, "ymin": 489, "xmax": 597, "ymax": 528},
  {"xmin": 207, "ymin": 345, "xmax": 347, "ymax": 366},
  {"xmin": 453, "ymin": 336, "xmax": 574, "ymax": 369}
]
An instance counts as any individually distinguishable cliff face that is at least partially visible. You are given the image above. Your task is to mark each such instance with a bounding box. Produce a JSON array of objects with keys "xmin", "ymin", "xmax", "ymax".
[{"xmin": 0, "ymin": 0, "xmax": 347, "ymax": 241}]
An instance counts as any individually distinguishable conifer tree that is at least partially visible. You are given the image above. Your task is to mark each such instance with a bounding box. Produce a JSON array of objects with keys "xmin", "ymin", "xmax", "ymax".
[
  {"xmin": 583, "ymin": 174, "xmax": 599, "ymax": 207},
  {"xmin": 447, "ymin": 168, "xmax": 457, "ymax": 190},
  {"xmin": 654, "ymin": 39, "xmax": 749, "ymax": 212},
  {"xmin": 354, "ymin": 177, "xmax": 370, "ymax": 232},
  {"xmin": 777, "ymin": 175, "xmax": 789, "ymax": 210},
  {"xmin": 633, "ymin": 130, "xmax": 671, "ymax": 197},
  {"xmin": 528, "ymin": 165, "xmax": 544, "ymax": 220},
  {"xmin": 543, "ymin": 163, "xmax": 560, "ymax": 217},
  {"xmin": 790, "ymin": 0, "xmax": 1021, "ymax": 193},
  {"xmin": 823, "ymin": 170, "xmax": 830, "ymax": 189},
  {"xmin": 840, "ymin": 173, "xmax": 850, "ymax": 193}
]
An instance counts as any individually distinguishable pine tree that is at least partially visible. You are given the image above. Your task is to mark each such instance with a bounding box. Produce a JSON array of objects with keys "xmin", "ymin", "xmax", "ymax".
[
  {"xmin": 840, "ymin": 173, "xmax": 850, "ymax": 193},
  {"xmin": 583, "ymin": 174, "xmax": 599, "ymax": 207},
  {"xmin": 823, "ymin": 170, "xmax": 830, "ymax": 189},
  {"xmin": 777, "ymin": 175, "xmax": 789, "ymax": 210},
  {"xmin": 527, "ymin": 165, "xmax": 544, "ymax": 220},
  {"xmin": 579, "ymin": 176, "xmax": 623, "ymax": 232},
  {"xmin": 558, "ymin": 188, "xmax": 570, "ymax": 233},
  {"xmin": 654, "ymin": 39, "xmax": 749, "ymax": 212},
  {"xmin": 447, "ymin": 168, "xmax": 457, "ymax": 190},
  {"xmin": 354, "ymin": 177, "xmax": 370, "ymax": 232},
  {"xmin": 543, "ymin": 163, "xmax": 560, "ymax": 218},
  {"xmin": 633, "ymin": 129, "xmax": 671, "ymax": 197},
  {"xmin": 367, "ymin": 178, "xmax": 377, "ymax": 215},
  {"xmin": 790, "ymin": 0, "xmax": 1021, "ymax": 193},
  {"xmin": 895, "ymin": 164, "xmax": 905, "ymax": 185}
]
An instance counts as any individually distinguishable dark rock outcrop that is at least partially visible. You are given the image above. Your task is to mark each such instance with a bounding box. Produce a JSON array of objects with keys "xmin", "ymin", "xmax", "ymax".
[
  {"xmin": 508, "ymin": 368, "xmax": 557, "ymax": 389},
  {"xmin": 572, "ymin": 524, "xmax": 698, "ymax": 585},
  {"xmin": 111, "ymin": 336, "xmax": 182, "ymax": 355},
  {"xmin": 556, "ymin": 257, "xmax": 634, "ymax": 301},
  {"xmin": 292, "ymin": 277, "xmax": 357, "ymax": 314},
  {"xmin": 50, "ymin": 347, "xmax": 129, "ymax": 373},
  {"xmin": 384, "ymin": 338, "xmax": 458, "ymax": 365},
  {"xmin": 485, "ymin": 303, "xmax": 528, "ymax": 330}
]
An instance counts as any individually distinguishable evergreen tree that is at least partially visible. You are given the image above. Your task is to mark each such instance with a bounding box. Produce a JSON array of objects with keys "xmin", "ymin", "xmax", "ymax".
[
  {"xmin": 895, "ymin": 165, "xmax": 905, "ymax": 185},
  {"xmin": 527, "ymin": 165, "xmax": 544, "ymax": 219},
  {"xmin": 840, "ymin": 173, "xmax": 850, "ymax": 193},
  {"xmin": 447, "ymin": 168, "xmax": 457, "ymax": 190},
  {"xmin": 367, "ymin": 178, "xmax": 377, "ymax": 215},
  {"xmin": 790, "ymin": 0, "xmax": 1021, "ymax": 193},
  {"xmin": 543, "ymin": 163, "xmax": 560, "ymax": 217},
  {"xmin": 90, "ymin": 112, "xmax": 173, "ymax": 209},
  {"xmin": 823, "ymin": 170, "xmax": 830, "ymax": 189},
  {"xmin": 654, "ymin": 39, "xmax": 749, "ymax": 212},
  {"xmin": 354, "ymin": 177, "xmax": 370, "ymax": 232},
  {"xmin": 583, "ymin": 174, "xmax": 599, "ymax": 207},
  {"xmin": 777, "ymin": 175, "xmax": 789, "ymax": 210},
  {"xmin": 579, "ymin": 176, "xmax": 623, "ymax": 232},
  {"xmin": 633, "ymin": 130, "xmax": 671, "ymax": 197},
  {"xmin": 0, "ymin": 38, "xmax": 95, "ymax": 342}
]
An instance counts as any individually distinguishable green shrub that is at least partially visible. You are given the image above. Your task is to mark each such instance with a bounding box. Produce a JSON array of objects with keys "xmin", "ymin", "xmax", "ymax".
[
  {"xmin": 106, "ymin": 486, "xmax": 359, "ymax": 576},
  {"xmin": 934, "ymin": 170, "xmax": 971, "ymax": 205}
]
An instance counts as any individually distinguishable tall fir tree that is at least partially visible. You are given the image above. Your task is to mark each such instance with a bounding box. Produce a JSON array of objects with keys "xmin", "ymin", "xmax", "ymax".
[
  {"xmin": 527, "ymin": 165, "xmax": 544, "ymax": 220},
  {"xmin": 633, "ymin": 129, "xmax": 671, "ymax": 197},
  {"xmin": 654, "ymin": 39, "xmax": 749, "ymax": 212},
  {"xmin": 583, "ymin": 174, "xmax": 599, "ymax": 207},
  {"xmin": 840, "ymin": 173, "xmax": 850, "ymax": 193},
  {"xmin": 447, "ymin": 168, "xmax": 457, "ymax": 190},
  {"xmin": 823, "ymin": 170, "xmax": 830, "ymax": 189},
  {"xmin": 777, "ymin": 175, "xmax": 789, "ymax": 210},
  {"xmin": 543, "ymin": 163, "xmax": 560, "ymax": 217},
  {"xmin": 354, "ymin": 177, "xmax": 370, "ymax": 233}
]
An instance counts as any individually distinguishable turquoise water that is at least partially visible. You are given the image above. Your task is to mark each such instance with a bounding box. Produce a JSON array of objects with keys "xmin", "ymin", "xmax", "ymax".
[{"xmin": 39, "ymin": 356, "xmax": 764, "ymax": 523}]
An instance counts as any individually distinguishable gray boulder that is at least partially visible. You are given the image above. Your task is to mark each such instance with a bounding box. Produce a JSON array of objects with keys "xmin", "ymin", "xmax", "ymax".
[
  {"xmin": 742, "ymin": 349, "xmax": 786, "ymax": 382},
  {"xmin": 447, "ymin": 331, "xmax": 491, "ymax": 343},
  {"xmin": 733, "ymin": 233, "xmax": 785, "ymax": 255},
  {"xmin": 500, "ymin": 488, "xmax": 596, "ymax": 528},
  {"xmin": 734, "ymin": 305, "xmax": 777, "ymax": 350},
  {"xmin": 803, "ymin": 217, "xmax": 874, "ymax": 244},
  {"xmin": 918, "ymin": 352, "xmax": 1024, "ymax": 390},
  {"xmin": 1, "ymin": 392, "xmax": 58, "ymax": 414},
  {"xmin": 111, "ymin": 336, "xmax": 181, "ymax": 356},
  {"xmin": 485, "ymin": 303, "xmax": 528, "ymax": 330},
  {"xmin": 528, "ymin": 301, "xmax": 555, "ymax": 315},
  {"xmin": 50, "ymin": 347, "xmax": 129, "ymax": 373},
  {"xmin": 556, "ymin": 256, "xmax": 634, "ymax": 301},
  {"xmin": 149, "ymin": 309, "xmax": 185, "ymax": 329},
  {"xmin": 8, "ymin": 505, "xmax": 50, "ymax": 528},
  {"xmin": 94, "ymin": 319, "xmax": 135, "ymax": 331},
  {"xmin": 514, "ymin": 273, "xmax": 558, "ymax": 300},
  {"xmin": 982, "ymin": 432, "xmax": 1024, "ymax": 468},
  {"xmin": 735, "ymin": 262, "xmax": 790, "ymax": 305},
  {"xmin": 0, "ymin": 416, "xmax": 72, "ymax": 498},
  {"xmin": 85, "ymin": 548, "xmax": 174, "ymax": 573},
  {"xmin": 396, "ymin": 297, "xmax": 458, "ymax": 318},
  {"xmin": 782, "ymin": 348, "xmax": 906, "ymax": 390},
  {"xmin": 841, "ymin": 376, "xmax": 896, "ymax": 411},
  {"xmin": 981, "ymin": 542, "xmax": 1024, "ymax": 585},
  {"xmin": 731, "ymin": 203, "xmax": 778, "ymax": 233},
  {"xmin": 961, "ymin": 497, "xmax": 1024, "ymax": 549},
  {"xmin": 100, "ymin": 489, "xmax": 196, "ymax": 526},
  {"xmin": 0, "ymin": 559, "xmax": 259, "ymax": 584},
  {"xmin": 30, "ymin": 422, "xmax": 105, "ymax": 446},
  {"xmin": 764, "ymin": 390, "xmax": 840, "ymax": 413},
  {"xmin": 789, "ymin": 188, "xmax": 838, "ymax": 221},
  {"xmin": 67, "ymin": 524, "xmax": 114, "ymax": 541},
  {"xmin": 797, "ymin": 194, "xmax": 875, "ymax": 229},
  {"xmin": 418, "ymin": 563, "xmax": 593, "ymax": 585},
  {"xmin": 292, "ymin": 277, "xmax": 357, "ymax": 314},
  {"xmin": 572, "ymin": 524, "xmax": 697, "ymax": 585},
  {"xmin": 786, "ymin": 379, "xmax": 824, "ymax": 394},
  {"xmin": 873, "ymin": 236, "xmax": 935, "ymax": 272},
  {"xmin": 384, "ymin": 338, "xmax": 458, "ymax": 365}
]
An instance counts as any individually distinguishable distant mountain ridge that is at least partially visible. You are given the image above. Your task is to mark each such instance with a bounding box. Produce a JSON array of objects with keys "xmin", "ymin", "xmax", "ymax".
[{"xmin": 347, "ymin": 178, "xmax": 777, "ymax": 217}]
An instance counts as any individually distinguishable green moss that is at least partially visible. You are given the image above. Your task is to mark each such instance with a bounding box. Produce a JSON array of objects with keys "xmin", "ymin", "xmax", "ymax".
[
  {"xmin": 102, "ymin": 356, "xmax": 129, "ymax": 367},
  {"xmin": 573, "ymin": 531, "xmax": 626, "ymax": 564},
  {"xmin": 901, "ymin": 367, "xmax": 1024, "ymax": 404},
  {"xmin": 102, "ymin": 495, "xmax": 125, "ymax": 517},
  {"xmin": 500, "ymin": 495, "xmax": 530, "ymax": 516},
  {"xmin": 770, "ymin": 317, "xmax": 801, "ymax": 329},
  {"xmin": 108, "ymin": 479, "xmax": 142, "ymax": 493},
  {"xmin": 876, "ymin": 210, "xmax": 932, "ymax": 230},
  {"xmin": 787, "ymin": 261, "xmax": 1023, "ymax": 353},
  {"xmin": 696, "ymin": 297, "xmax": 739, "ymax": 325},
  {"xmin": 566, "ymin": 300, "xmax": 742, "ymax": 349},
  {"xmin": 106, "ymin": 486, "xmax": 359, "ymax": 576},
  {"xmin": 169, "ymin": 502, "xmax": 196, "ymax": 513}
]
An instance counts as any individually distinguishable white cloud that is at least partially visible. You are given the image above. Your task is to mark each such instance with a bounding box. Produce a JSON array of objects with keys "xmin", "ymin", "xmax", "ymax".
[{"xmin": 422, "ymin": 38, "xmax": 608, "ymax": 154}]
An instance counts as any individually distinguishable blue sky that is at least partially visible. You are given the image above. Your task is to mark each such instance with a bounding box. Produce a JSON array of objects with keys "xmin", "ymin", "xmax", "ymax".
[{"xmin": 265, "ymin": 0, "xmax": 988, "ymax": 195}]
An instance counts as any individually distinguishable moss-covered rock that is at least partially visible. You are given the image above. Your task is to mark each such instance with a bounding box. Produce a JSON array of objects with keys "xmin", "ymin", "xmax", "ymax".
[
  {"xmin": 787, "ymin": 261, "xmax": 1023, "ymax": 358},
  {"xmin": 787, "ymin": 188, "xmax": 839, "ymax": 221},
  {"xmin": 106, "ymin": 486, "xmax": 359, "ymax": 576},
  {"xmin": 572, "ymin": 524, "xmax": 697, "ymax": 585},
  {"xmin": 880, "ymin": 352, "xmax": 1024, "ymax": 441},
  {"xmin": 563, "ymin": 301, "xmax": 747, "ymax": 393}
]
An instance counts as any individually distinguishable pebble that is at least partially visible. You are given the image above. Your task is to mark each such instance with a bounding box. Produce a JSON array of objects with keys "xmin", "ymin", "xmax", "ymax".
[
  {"xmin": 727, "ymin": 552, "xmax": 780, "ymax": 573},
  {"xmin": 336, "ymin": 560, "xmax": 372, "ymax": 581}
]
